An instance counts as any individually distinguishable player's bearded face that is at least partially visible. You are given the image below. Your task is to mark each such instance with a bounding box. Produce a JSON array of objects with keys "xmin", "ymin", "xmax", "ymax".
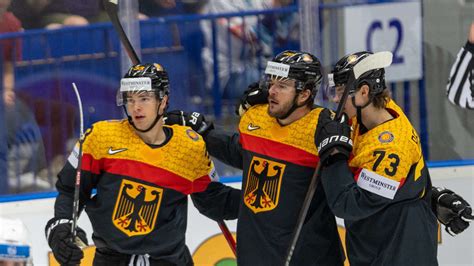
[
  {"xmin": 125, "ymin": 91, "xmax": 161, "ymax": 129},
  {"xmin": 267, "ymin": 78, "xmax": 297, "ymax": 118}
]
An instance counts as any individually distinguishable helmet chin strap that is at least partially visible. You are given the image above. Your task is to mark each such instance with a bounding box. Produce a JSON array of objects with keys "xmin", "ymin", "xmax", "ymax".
[
  {"xmin": 277, "ymin": 92, "xmax": 306, "ymax": 120},
  {"xmin": 351, "ymin": 94, "xmax": 372, "ymax": 133},
  {"xmin": 125, "ymin": 100, "xmax": 165, "ymax": 133}
]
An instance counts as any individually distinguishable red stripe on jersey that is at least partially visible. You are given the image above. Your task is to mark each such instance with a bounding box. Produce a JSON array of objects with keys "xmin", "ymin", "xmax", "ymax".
[
  {"xmin": 81, "ymin": 154, "xmax": 210, "ymax": 195},
  {"xmin": 353, "ymin": 168, "xmax": 362, "ymax": 182},
  {"xmin": 81, "ymin": 153, "xmax": 102, "ymax": 175},
  {"xmin": 240, "ymin": 133, "xmax": 318, "ymax": 167},
  {"xmin": 398, "ymin": 178, "xmax": 407, "ymax": 187}
]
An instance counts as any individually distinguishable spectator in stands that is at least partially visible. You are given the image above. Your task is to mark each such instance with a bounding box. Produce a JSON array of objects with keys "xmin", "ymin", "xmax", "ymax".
[
  {"xmin": 0, "ymin": 0, "xmax": 22, "ymax": 67},
  {"xmin": 447, "ymin": 21, "xmax": 474, "ymax": 109},
  {"xmin": 260, "ymin": 0, "xmax": 299, "ymax": 54},
  {"xmin": 39, "ymin": 0, "xmax": 109, "ymax": 29},
  {"xmin": 139, "ymin": 0, "xmax": 180, "ymax": 18},
  {"xmin": 139, "ymin": 0, "xmax": 207, "ymax": 18},
  {"xmin": 4, "ymin": 89, "xmax": 49, "ymax": 193},
  {"xmin": 200, "ymin": 0, "xmax": 293, "ymax": 113},
  {"xmin": 8, "ymin": 0, "xmax": 50, "ymax": 29},
  {"xmin": 1, "ymin": 0, "xmax": 49, "ymax": 194}
]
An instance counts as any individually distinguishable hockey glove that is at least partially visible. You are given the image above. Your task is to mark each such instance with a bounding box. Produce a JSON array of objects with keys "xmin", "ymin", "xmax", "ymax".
[
  {"xmin": 164, "ymin": 110, "xmax": 214, "ymax": 137},
  {"xmin": 235, "ymin": 82, "xmax": 269, "ymax": 116},
  {"xmin": 315, "ymin": 113, "xmax": 352, "ymax": 166},
  {"xmin": 431, "ymin": 187, "xmax": 474, "ymax": 236},
  {"xmin": 45, "ymin": 218, "xmax": 88, "ymax": 265}
]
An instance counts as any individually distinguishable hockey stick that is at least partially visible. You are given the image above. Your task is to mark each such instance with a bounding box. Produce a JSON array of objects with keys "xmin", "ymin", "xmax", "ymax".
[
  {"xmin": 284, "ymin": 51, "xmax": 393, "ymax": 266},
  {"xmin": 218, "ymin": 219, "xmax": 237, "ymax": 256},
  {"xmin": 103, "ymin": 0, "xmax": 140, "ymax": 65},
  {"xmin": 70, "ymin": 82, "xmax": 87, "ymax": 248},
  {"xmin": 102, "ymin": 0, "xmax": 237, "ymax": 255}
]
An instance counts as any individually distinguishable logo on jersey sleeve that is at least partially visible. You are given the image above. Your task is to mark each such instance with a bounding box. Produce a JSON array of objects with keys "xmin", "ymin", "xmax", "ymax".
[
  {"xmin": 112, "ymin": 180, "xmax": 163, "ymax": 236},
  {"xmin": 244, "ymin": 157, "xmax": 285, "ymax": 213}
]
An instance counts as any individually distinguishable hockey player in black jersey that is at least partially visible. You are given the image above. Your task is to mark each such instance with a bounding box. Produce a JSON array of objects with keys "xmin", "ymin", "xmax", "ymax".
[
  {"xmin": 316, "ymin": 51, "xmax": 471, "ymax": 265},
  {"xmin": 167, "ymin": 50, "xmax": 473, "ymax": 265},
  {"xmin": 45, "ymin": 63, "xmax": 240, "ymax": 266},
  {"xmin": 167, "ymin": 50, "xmax": 345, "ymax": 266}
]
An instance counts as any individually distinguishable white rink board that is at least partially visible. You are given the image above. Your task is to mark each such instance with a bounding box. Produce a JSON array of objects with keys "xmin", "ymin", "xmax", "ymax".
[{"xmin": 1, "ymin": 166, "xmax": 473, "ymax": 266}]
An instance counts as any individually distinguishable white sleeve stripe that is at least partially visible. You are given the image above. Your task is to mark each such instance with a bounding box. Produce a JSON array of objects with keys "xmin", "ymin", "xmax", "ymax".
[
  {"xmin": 208, "ymin": 163, "xmax": 219, "ymax": 182},
  {"xmin": 447, "ymin": 48, "xmax": 470, "ymax": 95},
  {"xmin": 67, "ymin": 144, "xmax": 80, "ymax": 168},
  {"xmin": 458, "ymin": 76, "xmax": 474, "ymax": 108}
]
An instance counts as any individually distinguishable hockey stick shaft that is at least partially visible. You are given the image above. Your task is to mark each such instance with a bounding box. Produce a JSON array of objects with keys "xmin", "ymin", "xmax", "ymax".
[
  {"xmin": 70, "ymin": 83, "xmax": 85, "ymax": 245},
  {"xmin": 103, "ymin": 0, "xmax": 237, "ymax": 255},
  {"xmin": 218, "ymin": 220, "xmax": 237, "ymax": 256},
  {"xmin": 284, "ymin": 52, "xmax": 393, "ymax": 266},
  {"xmin": 103, "ymin": 0, "xmax": 140, "ymax": 65}
]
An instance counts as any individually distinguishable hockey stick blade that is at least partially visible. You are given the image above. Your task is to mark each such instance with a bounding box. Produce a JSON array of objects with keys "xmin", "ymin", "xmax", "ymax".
[
  {"xmin": 334, "ymin": 51, "xmax": 393, "ymax": 120},
  {"xmin": 353, "ymin": 51, "xmax": 392, "ymax": 80},
  {"xmin": 103, "ymin": 0, "xmax": 141, "ymax": 65}
]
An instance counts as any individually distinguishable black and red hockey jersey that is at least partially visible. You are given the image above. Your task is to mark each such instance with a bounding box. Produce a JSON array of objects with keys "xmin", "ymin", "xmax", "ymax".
[
  {"xmin": 205, "ymin": 104, "xmax": 344, "ymax": 266},
  {"xmin": 53, "ymin": 120, "xmax": 239, "ymax": 265},
  {"xmin": 321, "ymin": 100, "xmax": 438, "ymax": 265}
]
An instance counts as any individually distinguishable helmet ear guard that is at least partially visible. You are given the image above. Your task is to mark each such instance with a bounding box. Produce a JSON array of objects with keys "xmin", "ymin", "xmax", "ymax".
[
  {"xmin": 329, "ymin": 51, "xmax": 387, "ymax": 96},
  {"xmin": 355, "ymin": 68, "xmax": 386, "ymax": 95}
]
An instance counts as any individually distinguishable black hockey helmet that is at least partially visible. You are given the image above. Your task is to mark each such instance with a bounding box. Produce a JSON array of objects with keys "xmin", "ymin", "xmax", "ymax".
[
  {"xmin": 117, "ymin": 63, "xmax": 169, "ymax": 106},
  {"xmin": 329, "ymin": 51, "xmax": 386, "ymax": 95},
  {"xmin": 264, "ymin": 50, "xmax": 322, "ymax": 98}
]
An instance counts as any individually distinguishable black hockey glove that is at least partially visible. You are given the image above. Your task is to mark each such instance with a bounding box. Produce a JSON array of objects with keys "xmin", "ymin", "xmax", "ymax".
[
  {"xmin": 164, "ymin": 110, "xmax": 214, "ymax": 137},
  {"xmin": 45, "ymin": 218, "xmax": 88, "ymax": 265},
  {"xmin": 431, "ymin": 187, "xmax": 474, "ymax": 236},
  {"xmin": 235, "ymin": 82, "xmax": 269, "ymax": 116},
  {"xmin": 315, "ymin": 113, "xmax": 352, "ymax": 166}
]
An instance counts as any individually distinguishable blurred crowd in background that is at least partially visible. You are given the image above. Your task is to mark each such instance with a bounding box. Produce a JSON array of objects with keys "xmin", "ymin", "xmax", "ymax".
[
  {"xmin": 1, "ymin": 0, "xmax": 473, "ymax": 196},
  {"xmin": 0, "ymin": 0, "xmax": 298, "ymax": 195}
]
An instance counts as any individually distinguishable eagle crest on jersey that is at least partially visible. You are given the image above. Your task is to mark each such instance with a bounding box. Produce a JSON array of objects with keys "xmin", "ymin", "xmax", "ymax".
[
  {"xmin": 112, "ymin": 179, "xmax": 163, "ymax": 236},
  {"xmin": 244, "ymin": 157, "xmax": 286, "ymax": 213}
]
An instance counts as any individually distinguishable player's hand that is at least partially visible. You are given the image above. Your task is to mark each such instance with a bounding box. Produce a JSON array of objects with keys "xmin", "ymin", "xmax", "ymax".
[
  {"xmin": 164, "ymin": 110, "xmax": 214, "ymax": 137},
  {"xmin": 45, "ymin": 218, "xmax": 88, "ymax": 265},
  {"xmin": 432, "ymin": 187, "xmax": 474, "ymax": 236},
  {"xmin": 235, "ymin": 82, "xmax": 269, "ymax": 116},
  {"xmin": 315, "ymin": 113, "xmax": 352, "ymax": 165}
]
